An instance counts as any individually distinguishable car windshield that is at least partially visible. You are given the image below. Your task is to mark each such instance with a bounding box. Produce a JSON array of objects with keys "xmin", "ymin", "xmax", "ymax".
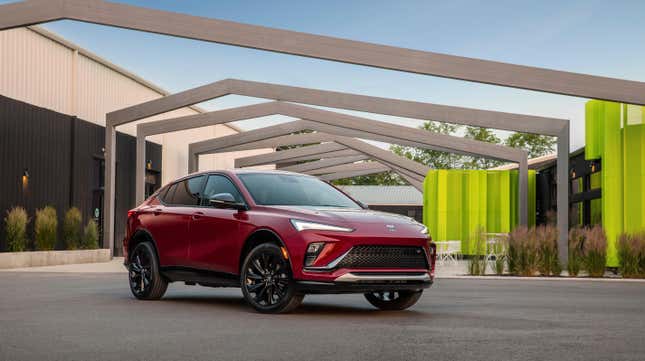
[{"xmin": 238, "ymin": 173, "xmax": 361, "ymax": 209}]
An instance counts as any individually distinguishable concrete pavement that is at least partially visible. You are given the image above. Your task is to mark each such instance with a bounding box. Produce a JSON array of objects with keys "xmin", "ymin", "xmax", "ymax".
[{"xmin": 1, "ymin": 272, "xmax": 644, "ymax": 361}]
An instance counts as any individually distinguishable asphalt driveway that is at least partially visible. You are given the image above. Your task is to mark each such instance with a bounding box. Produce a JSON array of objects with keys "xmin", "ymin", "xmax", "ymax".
[{"xmin": 0, "ymin": 272, "xmax": 644, "ymax": 361}]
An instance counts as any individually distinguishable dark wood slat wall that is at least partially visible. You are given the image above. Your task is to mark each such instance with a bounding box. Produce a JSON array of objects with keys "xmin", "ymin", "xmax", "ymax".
[{"xmin": 0, "ymin": 95, "xmax": 162, "ymax": 254}]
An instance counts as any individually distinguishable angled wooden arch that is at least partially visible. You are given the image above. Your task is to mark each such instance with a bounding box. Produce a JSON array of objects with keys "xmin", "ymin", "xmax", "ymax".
[
  {"xmin": 3, "ymin": 2, "xmax": 641, "ymax": 105},
  {"xmin": 2, "ymin": 2, "xmax": 607, "ymax": 260},
  {"xmin": 318, "ymin": 164, "xmax": 392, "ymax": 182},
  {"xmin": 233, "ymin": 146, "xmax": 425, "ymax": 192},
  {"xmin": 136, "ymin": 101, "xmax": 527, "ymax": 201},
  {"xmin": 185, "ymin": 125, "xmax": 429, "ymax": 187},
  {"xmin": 280, "ymin": 156, "xmax": 371, "ymax": 173},
  {"xmin": 307, "ymin": 162, "xmax": 390, "ymax": 176},
  {"xmin": 117, "ymin": 78, "xmax": 565, "ymax": 263}
]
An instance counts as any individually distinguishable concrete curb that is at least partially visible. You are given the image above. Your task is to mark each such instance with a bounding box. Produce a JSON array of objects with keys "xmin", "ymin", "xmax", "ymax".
[
  {"xmin": 436, "ymin": 275, "xmax": 645, "ymax": 283},
  {"xmin": 0, "ymin": 249, "xmax": 111, "ymax": 269}
]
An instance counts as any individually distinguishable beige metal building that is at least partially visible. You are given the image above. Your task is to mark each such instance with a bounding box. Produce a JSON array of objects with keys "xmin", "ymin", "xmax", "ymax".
[{"xmin": 0, "ymin": 26, "xmax": 268, "ymax": 185}]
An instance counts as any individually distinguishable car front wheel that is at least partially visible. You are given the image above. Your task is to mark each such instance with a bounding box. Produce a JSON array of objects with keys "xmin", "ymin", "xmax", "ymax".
[
  {"xmin": 241, "ymin": 243, "xmax": 303, "ymax": 313},
  {"xmin": 364, "ymin": 290, "xmax": 423, "ymax": 311}
]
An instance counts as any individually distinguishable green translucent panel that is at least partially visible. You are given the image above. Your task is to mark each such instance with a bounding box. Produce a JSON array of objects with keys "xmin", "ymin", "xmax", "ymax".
[
  {"xmin": 622, "ymin": 104, "xmax": 645, "ymax": 236},
  {"xmin": 600, "ymin": 101, "xmax": 623, "ymax": 266},
  {"xmin": 585, "ymin": 101, "xmax": 603, "ymax": 160},
  {"xmin": 585, "ymin": 100, "xmax": 645, "ymax": 266},
  {"xmin": 423, "ymin": 169, "xmax": 536, "ymax": 255}
]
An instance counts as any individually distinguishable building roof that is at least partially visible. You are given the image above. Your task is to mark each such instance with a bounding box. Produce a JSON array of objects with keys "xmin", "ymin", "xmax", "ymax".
[
  {"xmin": 489, "ymin": 153, "xmax": 557, "ymax": 171},
  {"xmin": 337, "ymin": 186, "xmax": 423, "ymax": 206}
]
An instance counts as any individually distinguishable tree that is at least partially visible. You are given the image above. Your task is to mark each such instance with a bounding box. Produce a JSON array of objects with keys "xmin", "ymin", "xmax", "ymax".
[
  {"xmin": 505, "ymin": 133, "xmax": 556, "ymax": 158},
  {"xmin": 390, "ymin": 121, "xmax": 465, "ymax": 169},
  {"xmin": 462, "ymin": 126, "xmax": 503, "ymax": 169},
  {"xmin": 331, "ymin": 168, "xmax": 405, "ymax": 186}
]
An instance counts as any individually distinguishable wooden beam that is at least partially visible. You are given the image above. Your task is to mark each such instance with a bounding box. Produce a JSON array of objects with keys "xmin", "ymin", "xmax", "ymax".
[
  {"xmin": 8, "ymin": 0, "xmax": 640, "ymax": 106},
  {"xmin": 235, "ymin": 143, "xmax": 349, "ymax": 168},
  {"xmin": 113, "ymin": 78, "xmax": 567, "ymax": 135},
  {"xmin": 280, "ymin": 155, "xmax": 370, "ymax": 173},
  {"xmin": 306, "ymin": 161, "xmax": 386, "ymax": 175},
  {"xmin": 319, "ymin": 166, "xmax": 390, "ymax": 182}
]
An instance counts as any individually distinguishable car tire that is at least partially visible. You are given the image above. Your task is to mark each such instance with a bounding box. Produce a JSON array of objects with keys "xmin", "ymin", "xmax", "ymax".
[
  {"xmin": 364, "ymin": 290, "xmax": 423, "ymax": 311},
  {"xmin": 241, "ymin": 243, "xmax": 303, "ymax": 313},
  {"xmin": 128, "ymin": 241, "xmax": 168, "ymax": 300}
]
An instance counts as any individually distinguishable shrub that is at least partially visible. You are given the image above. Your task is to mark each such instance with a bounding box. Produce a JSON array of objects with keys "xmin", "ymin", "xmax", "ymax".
[
  {"xmin": 81, "ymin": 220, "xmax": 99, "ymax": 250},
  {"xmin": 4, "ymin": 207, "xmax": 29, "ymax": 252},
  {"xmin": 618, "ymin": 232, "xmax": 642, "ymax": 278},
  {"xmin": 568, "ymin": 227, "xmax": 585, "ymax": 277},
  {"xmin": 507, "ymin": 226, "xmax": 539, "ymax": 276},
  {"xmin": 583, "ymin": 225, "xmax": 607, "ymax": 277},
  {"xmin": 34, "ymin": 206, "xmax": 57, "ymax": 251},
  {"xmin": 537, "ymin": 225, "xmax": 560, "ymax": 276},
  {"xmin": 639, "ymin": 233, "xmax": 645, "ymax": 278},
  {"xmin": 468, "ymin": 227, "xmax": 487, "ymax": 276},
  {"xmin": 63, "ymin": 207, "xmax": 83, "ymax": 250},
  {"xmin": 493, "ymin": 238, "xmax": 506, "ymax": 276}
]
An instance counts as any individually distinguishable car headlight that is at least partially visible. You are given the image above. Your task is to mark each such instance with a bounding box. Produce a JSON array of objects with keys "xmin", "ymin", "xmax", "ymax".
[
  {"xmin": 290, "ymin": 219, "xmax": 354, "ymax": 232},
  {"xmin": 419, "ymin": 224, "xmax": 429, "ymax": 235}
]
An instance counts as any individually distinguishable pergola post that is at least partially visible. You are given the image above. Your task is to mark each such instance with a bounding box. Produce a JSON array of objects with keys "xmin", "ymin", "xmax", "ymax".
[
  {"xmin": 557, "ymin": 125, "xmax": 570, "ymax": 266},
  {"xmin": 103, "ymin": 123, "xmax": 116, "ymax": 252},
  {"xmin": 518, "ymin": 151, "xmax": 529, "ymax": 226},
  {"xmin": 135, "ymin": 133, "xmax": 146, "ymax": 204}
]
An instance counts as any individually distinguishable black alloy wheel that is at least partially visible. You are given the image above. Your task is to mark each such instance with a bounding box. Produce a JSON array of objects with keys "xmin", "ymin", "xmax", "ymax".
[
  {"xmin": 364, "ymin": 289, "xmax": 423, "ymax": 311},
  {"xmin": 241, "ymin": 243, "xmax": 303, "ymax": 313},
  {"xmin": 128, "ymin": 242, "xmax": 167, "ymax": 300}
]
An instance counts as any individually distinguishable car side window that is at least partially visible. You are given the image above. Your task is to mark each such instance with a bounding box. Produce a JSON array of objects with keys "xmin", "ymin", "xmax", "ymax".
[
  {"xmin": 202, "ymin": 175, "xmax": 245, "ymax": 206},
  {"xmin": 160, "ymin": 183, "xmax": 177, "ymax": 204},
  {"xmin": 168, "ymin": 175, "xmax": 206, "ymax": 206}
]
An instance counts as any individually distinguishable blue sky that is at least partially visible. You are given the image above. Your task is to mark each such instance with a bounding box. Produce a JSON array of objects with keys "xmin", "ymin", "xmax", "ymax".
[{"xmin": 4, "ymin": 0, "xmax": 645, "ymax": 150}]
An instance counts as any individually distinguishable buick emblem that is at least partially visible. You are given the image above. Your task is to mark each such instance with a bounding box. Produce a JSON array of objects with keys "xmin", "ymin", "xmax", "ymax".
[{"xmin": 385, "ymin": 224, "xmax": 396, "ymax": 232}]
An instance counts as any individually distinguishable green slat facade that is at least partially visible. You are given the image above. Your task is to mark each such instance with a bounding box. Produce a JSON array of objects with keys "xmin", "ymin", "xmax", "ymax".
[
  {"xmin": 423, "ymin": 169, "xmax": 536, "ymax": 255},
  {"xmin": 586, "ymin": 100, "xmax": 645, "ymax": 266}
]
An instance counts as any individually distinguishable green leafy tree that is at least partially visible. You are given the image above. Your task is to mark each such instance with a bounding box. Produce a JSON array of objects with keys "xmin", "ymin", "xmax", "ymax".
[
  {"xmin": 462, "ymin": 126, "xmax": 503, "ymax": 169},
  {"xmin": 505, "ymin": 133, "xmax": 556, "ymax": 158},
  {"xmin": 391, "ymin": 121, "xmax": 465, "ymax": 169},
  {"xmin": 331, "ymin": 169, "xmax": 405, "ymax": 186}
]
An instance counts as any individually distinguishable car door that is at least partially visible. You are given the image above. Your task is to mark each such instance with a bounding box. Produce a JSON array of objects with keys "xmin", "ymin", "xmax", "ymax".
[
  {"xmin": 188, "ymin": 174, "xmax": 246, "ymax": 273},
  {"xmin": 146, "ymin": 176, "xmax": 205, "ymax": 266}
]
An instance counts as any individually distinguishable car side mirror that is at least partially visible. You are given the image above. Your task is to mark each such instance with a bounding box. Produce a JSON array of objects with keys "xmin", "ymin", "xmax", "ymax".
[
  {"xmin": 357, "ymin": 201, "xmax": 369, "ymax": 209},
  {"xmin": 208, "ymin": 193, "xmax": 247, "ymax": 211}
]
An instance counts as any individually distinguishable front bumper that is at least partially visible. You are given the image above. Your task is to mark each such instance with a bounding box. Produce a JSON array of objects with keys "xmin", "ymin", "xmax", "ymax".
[{"xmin": 295, "ymin": 272, "xmax": 433, "ymax": 294}]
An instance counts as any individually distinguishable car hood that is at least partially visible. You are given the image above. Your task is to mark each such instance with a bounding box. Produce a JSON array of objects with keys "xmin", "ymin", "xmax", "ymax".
[{"xmin": 270, "ymin": 205, "xmax": 421, "ymax": 227}]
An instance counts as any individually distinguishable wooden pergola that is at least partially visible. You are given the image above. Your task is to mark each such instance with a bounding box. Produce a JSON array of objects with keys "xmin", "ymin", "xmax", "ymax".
[
  {"xmin": 3, "ymin": 0, "xmax": 645, "ymax": 265},
  {"xmin": 185, "ymin": 130, "xmax": 430, "ymax": 191},
  {"xmin": 134, "ymin": 101, "xmax": 525, "ymax": 201}
]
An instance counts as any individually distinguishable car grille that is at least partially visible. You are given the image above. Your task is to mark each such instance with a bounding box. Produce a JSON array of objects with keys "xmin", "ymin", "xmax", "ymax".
[{"xmin": 336, "ymin": 246, "xmax": 428, "ymax": 269}]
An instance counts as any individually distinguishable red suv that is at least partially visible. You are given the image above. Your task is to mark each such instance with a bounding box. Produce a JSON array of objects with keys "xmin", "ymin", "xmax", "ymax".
[{"xmin": 124, "ymin": 170, "xmax": 435, "ymax": 313}]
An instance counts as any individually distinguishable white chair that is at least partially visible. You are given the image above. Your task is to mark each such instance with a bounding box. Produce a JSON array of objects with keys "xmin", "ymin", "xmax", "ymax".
[
  {"xmin": 435, "ymin": 240, "xmax": 461, "ymax": 264},
  {"xmin": 483, "ymin": 233, "xmax": 508, "ymax": 270}
]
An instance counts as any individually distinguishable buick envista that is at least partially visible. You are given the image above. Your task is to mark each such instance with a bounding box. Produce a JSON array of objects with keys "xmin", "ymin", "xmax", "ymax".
[{"xmin": 123, "ymin": 170, "xmax": 436, "ymax": 313}]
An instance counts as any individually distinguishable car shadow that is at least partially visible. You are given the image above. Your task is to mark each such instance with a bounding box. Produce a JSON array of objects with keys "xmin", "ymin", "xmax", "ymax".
[{"xmin": 159, "ymin": 294, "xmax": 428, "ymax": 318}]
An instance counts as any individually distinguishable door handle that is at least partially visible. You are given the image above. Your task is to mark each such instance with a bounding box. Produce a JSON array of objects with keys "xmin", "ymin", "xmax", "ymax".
[
  {"xmin": 152, "ymin": 208, "xmax": 163, "ymax": 216},
  {"xmin": 192, "ymin": 211, "xmax": 204, "ymax": 220}
]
